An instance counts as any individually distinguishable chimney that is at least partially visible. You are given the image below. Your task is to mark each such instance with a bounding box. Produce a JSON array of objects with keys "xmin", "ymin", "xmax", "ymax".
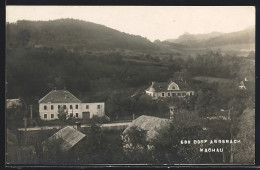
[{"xmin": 54, "ymin": 87, "xmax": 57, "ymax": 91}]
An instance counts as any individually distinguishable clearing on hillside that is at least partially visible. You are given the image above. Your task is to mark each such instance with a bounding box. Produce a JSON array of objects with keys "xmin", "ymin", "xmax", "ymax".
[{"xmin": 193, "ymin": 76, "xmax": 233, "ymax": 84}]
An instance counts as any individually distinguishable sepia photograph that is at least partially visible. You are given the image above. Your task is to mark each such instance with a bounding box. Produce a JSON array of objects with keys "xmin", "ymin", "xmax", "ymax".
[{"xmin": 5, "ymin": 6, "xmax": 255, "ymax": 166}]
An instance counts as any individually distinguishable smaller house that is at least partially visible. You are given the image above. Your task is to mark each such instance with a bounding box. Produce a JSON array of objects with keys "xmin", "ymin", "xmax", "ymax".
[
  {"xmin": 239, "ymin": 81, "xmax": 246, "ymax": 89},
  {"xmin": 145, "ymin": 81, "xmax": 194, "ymax": 99},
  {"xmin": 6, "ymin": 99, "xmax": 22, "ymax": 109},
  {"xmin": 42, "ymin": 126, "xmax": 86, "ymax": 152},
  {"xmin": 238, "ymin": 77, "xmax": 254, "ymax": 95}
]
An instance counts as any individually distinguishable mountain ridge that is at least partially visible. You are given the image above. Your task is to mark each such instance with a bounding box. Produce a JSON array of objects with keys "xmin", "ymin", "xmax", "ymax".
[{"xmin": 165, "ymin": 26, "xmax": 255, "ymax": 48}]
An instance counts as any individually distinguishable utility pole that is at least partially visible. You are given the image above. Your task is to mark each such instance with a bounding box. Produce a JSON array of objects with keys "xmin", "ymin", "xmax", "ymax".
[
  {"xmin": 23, "ymin": 117, "xmax": 27, "ymax": 132},
  {"xmin": 23, "ymin": 117, "xmax": 27, "ymax": 145},
  {"xmin": 30, "ymin": 105, "xmax": 33, "ymax": 126}
]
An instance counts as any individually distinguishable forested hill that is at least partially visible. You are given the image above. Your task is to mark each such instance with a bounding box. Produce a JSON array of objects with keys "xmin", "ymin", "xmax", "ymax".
[
  {"xmin": 6, "ymin": 19, "xmax": 159, "ymax": 51},
  {"xmin": 166, "ymin": 26, "xmax": 255, "ymax": 48}
]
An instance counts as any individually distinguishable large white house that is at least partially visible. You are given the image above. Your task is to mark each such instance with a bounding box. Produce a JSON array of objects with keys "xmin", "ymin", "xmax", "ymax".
[
  {"xmin": 38, "ymin": 89, "xmax": 105, "ymax": 120},
  {"xmin": 145, "ymin": 81, "xmax": 194, "ymax": 99}
]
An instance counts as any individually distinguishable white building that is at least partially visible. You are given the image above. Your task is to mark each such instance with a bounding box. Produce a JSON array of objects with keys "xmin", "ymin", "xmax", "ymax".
[
  {"xmin": 145, "ymin": 81, "xmax": 194, "ymax": 99},
  {"xmin": 38, "ymin": 89, "xmax": 105, "ymax": 120}
]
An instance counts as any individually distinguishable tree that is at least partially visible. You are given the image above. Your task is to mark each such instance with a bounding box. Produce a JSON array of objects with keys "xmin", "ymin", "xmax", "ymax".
[
  {"xmin": 38, "ymin": 138, "xmax": 66, "ymax": 164},
  {"xmin": 195, "ymin": 87, "xmax": 218, "ymax": 117},
  {"xmin": 57, "ymin": 106, "xmax": 68, "ymax": 126},
  {"xmin": 123, "ymin": 126, "xmax": 152, "ymax": 163},
  {"xmin": 231, "ymin": 108, "xmax": 255, "ymax": 164},
  {"xmin": 6, "ymin": 105, "xmax": 27, "ymax": 130},
  {"xmin": 105, "ymin": 90, "xmax": 133, "ymax": 120},
  {"xmin": 151, "ymin": 110, "xmax": 206, "ymax": 164}
]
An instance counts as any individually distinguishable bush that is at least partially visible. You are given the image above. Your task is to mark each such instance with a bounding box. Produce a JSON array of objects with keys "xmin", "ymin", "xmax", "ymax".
[{"xmin": 90, "ymin": 115, "xmax": 110, "ymax": 124}]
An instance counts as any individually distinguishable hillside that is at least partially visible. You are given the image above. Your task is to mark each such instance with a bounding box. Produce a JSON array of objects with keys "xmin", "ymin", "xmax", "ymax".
[
  {"xmin": 164, "ymin": 26, "xmax": 255, "ymax": 56},
  {"xmin": 166, "ymin": 32, "xmax": 223, "ymax": 46},
  {"xmin": 166, "ymin": 26, "xmax": 254, "ymax": 48},
  {"xmin": 6, "ymin": 19, "xmax": 159, "ymax": 52}
]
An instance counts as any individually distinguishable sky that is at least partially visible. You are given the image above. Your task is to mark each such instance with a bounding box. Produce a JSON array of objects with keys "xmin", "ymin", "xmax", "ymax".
[{"xmin": 6, "ymin": 6, "xmax": 255, "ymax": 41}]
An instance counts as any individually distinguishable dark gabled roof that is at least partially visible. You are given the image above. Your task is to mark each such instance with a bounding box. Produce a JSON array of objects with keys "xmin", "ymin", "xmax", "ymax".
[
  {"xmin": 39, "ymin": 90, "xmax": 82, "ymax": 103},
  {"xmin": 153, "ymin": 82, "xmax": 169, "ymax": 91},
  {"xmin": 42, "ymin": 126, "xmax": 86, "ymax": 152},
  {"xmin": 146, "ymin": 81, "xmax": 192, "ymax": 92}
]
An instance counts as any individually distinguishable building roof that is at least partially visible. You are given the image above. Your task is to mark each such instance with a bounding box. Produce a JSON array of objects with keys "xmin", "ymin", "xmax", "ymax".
[
  {"xmin": 42, "ymin": 126, "xmax": 86, "ymax": 151},
  {"xmin": 39, "ymin": 90, "xmax": 82, "ymax": 103},
  {"xmin": 146, "ymin": 81, "xmax": 192, "ymax": 92},
  {"xmin": 123, "ymin": 115, "xmax": 171, "ymax": 142},
  {"xmin": 151, "ymin": 82, "xmax": 169, "ymax": 92}
]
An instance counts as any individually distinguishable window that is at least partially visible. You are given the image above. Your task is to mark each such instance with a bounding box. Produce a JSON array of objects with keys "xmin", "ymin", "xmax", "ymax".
[
  {"xmin": 76, "ymin": 105, "xmax": 78, "ymax": 109},
  {"xmin": 97, "ymin": 105, "xmax": 100, "ymax": 109},
  {"xmin": 44, "ymin": 105, "xmax": 47, "ymax": 110},
  {"xmin": 177, "ymin": 93, "xmax": 181, "ymax": 96},
  {"xmin": 168, "ymin": 93, "xmax": 170, "ymax": 96},
  {"xmin": 51, "ymin": 105, "xmax": 54, "ymax": 110},
  {"xmin": 86, "ymin": 105, "xmax": 89, "ymax": 109},
  {"xmin": 70, "ymin": 105, "xmax": 73, "ymax": 109},
  {"xmin": 162, "ymin": 93, "xmax": 164, "ymax": 97},
  {"xmin": 58, "ymin": 105, "xmax": 61, "ymax": 109},
  {"xmin": 182, "ymin": 93, "xmax": 186, "ymax": 96},
  {"xmin": 75, "ymin": 113, "xmax": 78, "ymax": 118},
  {"xmin": 44, "ymin": 114, "xmax": 47, "ymax": 119},
  {"xmin": 51, "ymin": 114, "xmax": 54, "ymax": 118},
  {"xmin": 190, "ymin": 92, "xmax": 193, "ymax": 96},
  {"xmin": 70, "ymin": 113, "xmax": 73, "ymax": 117},
  {"xmin": 63, "ymin": 105, "xmax": 66, "ymax": 109},
  {"xmin": 172, "ymin": 93, "xmax": 175, "ymax": 96}
]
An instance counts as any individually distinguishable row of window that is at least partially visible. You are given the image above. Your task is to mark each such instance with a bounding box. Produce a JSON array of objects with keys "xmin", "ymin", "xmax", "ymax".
[
  {"xmin": 44, "ymin": 104, "xmax": 79, "ymax": 110},
  {"xmin": 43, "ymin": 113, "xmax": 79, "ymax": 119},
  {"xmin": 43, "ymin": 113, "xmax": 55, "ymax": 119},
  {"xmin": 161, "ymin": 92, "xmax": 192, "ymax": 97},
  {"xmin": 43, "ymin": 104, "xmax": 101, "ymax": 110}
]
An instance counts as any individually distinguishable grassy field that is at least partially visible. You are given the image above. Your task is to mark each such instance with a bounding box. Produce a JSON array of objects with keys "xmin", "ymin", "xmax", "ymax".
[{"xmin": 193, "ymin": 76, "xmax": 233, "ymax": 84}]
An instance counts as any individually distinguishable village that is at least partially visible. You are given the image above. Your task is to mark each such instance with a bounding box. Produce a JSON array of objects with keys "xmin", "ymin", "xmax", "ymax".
[
  {"xmin": 7, "ymin": 80, "xmax": 196, "ymax": 131},
  {"xmin": 6, "ymin": 74, "xmax": 254, "ymax": 164},
  {"xmin": 5, "ymin": 6, "xmax": 255, "ymax": 165}
]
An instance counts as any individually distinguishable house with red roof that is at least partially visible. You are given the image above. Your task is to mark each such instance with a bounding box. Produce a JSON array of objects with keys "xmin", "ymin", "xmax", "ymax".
[
  {"xmin": 145, "ymin": 81, "xmax": 194, "ymax": 99},
  {"xmin": 38, "ymin": 89, "xmax": 104, "ymax": 120}
]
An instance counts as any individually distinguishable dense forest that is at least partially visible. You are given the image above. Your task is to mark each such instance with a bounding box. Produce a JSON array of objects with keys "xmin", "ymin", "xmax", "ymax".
[{"xmin": 6, "ymin": 19, "xmax": 158, "ymax": 51}]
